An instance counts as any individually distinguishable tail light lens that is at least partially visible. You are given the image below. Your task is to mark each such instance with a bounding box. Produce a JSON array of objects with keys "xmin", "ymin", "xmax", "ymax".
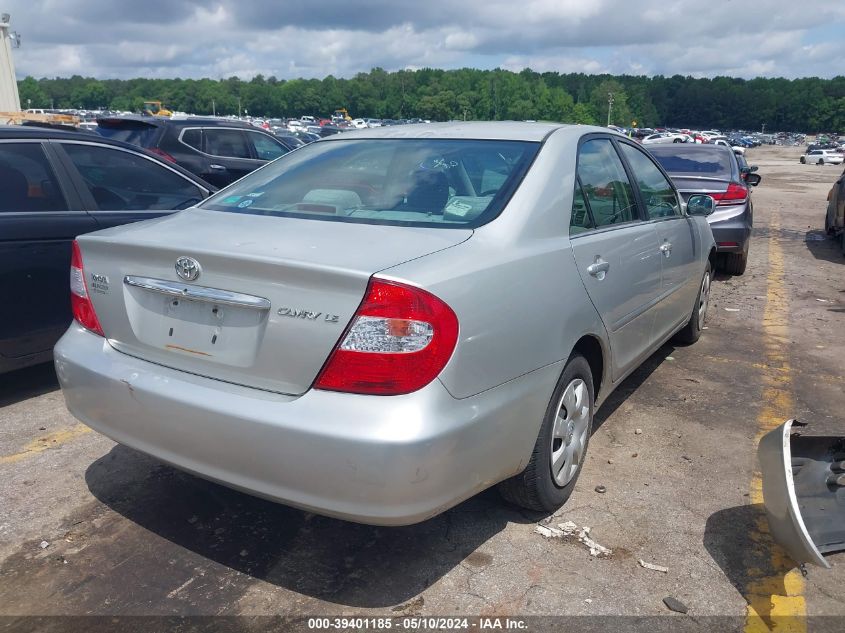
[
  {"xmin": 147, "ymin": 147, "xmax": 176, "ymax": 163},
  {"xmin": 70, "ymin": 240, "xmax": 104, "ymax": 336},
  {"xmin": 314, "ymin": 279, "xmax": 459, "ymax": 395},
  {"xmin": 710, "ymin": 183, "xmax": 748, "ymax": 206}
]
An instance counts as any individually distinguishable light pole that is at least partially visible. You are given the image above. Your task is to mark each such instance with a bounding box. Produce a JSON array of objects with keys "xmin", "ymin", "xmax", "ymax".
[
  {"xmin": 607, "ymin": 92, "xmax": 614, "ymax": 127},
  {"xmin": 762, "ymin": 123, "xmax": 766, "ymax": 134}
]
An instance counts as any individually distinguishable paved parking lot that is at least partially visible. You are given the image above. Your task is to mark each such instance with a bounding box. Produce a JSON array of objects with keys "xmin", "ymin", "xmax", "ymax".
[{"xmin": 1, "ymin": 145, "xmax": 843, "ymax": 629}]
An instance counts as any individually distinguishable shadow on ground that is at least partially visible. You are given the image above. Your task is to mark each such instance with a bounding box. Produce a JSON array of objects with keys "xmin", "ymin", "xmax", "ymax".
[
  {"xmin": 83, "ymin": 445, "xmax": 531, "ymax": 610},
  {"xmin": 804, "ymin": 230, "xmax": 844, "ymax": 265},
  {"xmin": 0, "ymin": 362, "xmax": 58, "ymax": 407},
  {"xmin": 704, "ymin": 503, "xmax": 808, "ymax": 628},
  {"xmin": 594, "ymin": 344, "xmax": 675, "ymax": 433}
]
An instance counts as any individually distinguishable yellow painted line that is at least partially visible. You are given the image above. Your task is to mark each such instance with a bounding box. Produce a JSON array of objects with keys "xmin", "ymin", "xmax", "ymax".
[
  {"xmin": 744, "ymin": 214, "xmax": 806, "ymax": 633},
  {"xmin": 0, "ymin": 423, "xmax": 92, "ymax": 466}
]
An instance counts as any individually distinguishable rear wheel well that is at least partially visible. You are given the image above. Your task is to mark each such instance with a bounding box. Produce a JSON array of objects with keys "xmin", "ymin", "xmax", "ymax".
[
  {"xmin": 572, "ymin": 336, "xmax": 604, "ymax": 401},
  {"xmin": 708, "ymin": 246, "xmax": 718, "ymax": 269}
]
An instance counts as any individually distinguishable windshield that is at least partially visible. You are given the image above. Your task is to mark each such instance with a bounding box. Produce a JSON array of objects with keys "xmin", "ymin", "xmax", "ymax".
[
  {"xmin": 200, "ymin": 138, "xmax": 539, "ymax": 228},
  {"xmin": 649, "ymin": 147, "xmax": 734, "ymax": 178}
]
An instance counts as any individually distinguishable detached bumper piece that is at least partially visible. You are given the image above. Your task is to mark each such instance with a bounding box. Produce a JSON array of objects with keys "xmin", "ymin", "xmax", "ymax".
[{"xmin": 758, "ymin": 419, "xmax": 845, "ymax": 568}]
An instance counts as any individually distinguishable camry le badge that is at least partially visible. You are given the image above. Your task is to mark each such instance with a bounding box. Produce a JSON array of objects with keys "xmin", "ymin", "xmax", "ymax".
[{"xmin": 175, "ymin": 256, "xmax": 201, "ymax": 281}]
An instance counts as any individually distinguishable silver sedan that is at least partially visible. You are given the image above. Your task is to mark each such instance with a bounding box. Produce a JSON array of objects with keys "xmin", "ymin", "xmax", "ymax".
[{"xmin": 55, "ymin": 122, "xmax": 717, "ymax": 525}]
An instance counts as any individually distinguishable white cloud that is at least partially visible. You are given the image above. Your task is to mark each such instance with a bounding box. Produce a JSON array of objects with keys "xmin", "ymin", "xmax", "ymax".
[{"xmin": 4, "ymin": 0, "xmax": 845, "ymax": 79}]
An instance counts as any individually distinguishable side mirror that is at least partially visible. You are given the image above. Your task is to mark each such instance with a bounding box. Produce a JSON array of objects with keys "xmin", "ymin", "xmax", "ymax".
[
  {"xmin": 687, "ymin": 194, "xmax": 715, "ymax": 217},
  {"xmin": 745, "ymin": 173, "xmax": 762, "ymax": 187}
]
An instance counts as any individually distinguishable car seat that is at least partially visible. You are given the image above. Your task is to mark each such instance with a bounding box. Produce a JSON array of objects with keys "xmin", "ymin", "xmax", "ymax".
[
  {"xmin": 0, "ymin": 165, "xmax": 31, "ymax": 212},
  {"xmin": 402, "ymin": 170, "xmax": 449, "ymax": 214}
]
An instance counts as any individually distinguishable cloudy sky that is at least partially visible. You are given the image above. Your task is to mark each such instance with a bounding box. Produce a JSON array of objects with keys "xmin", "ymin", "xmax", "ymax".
[{"xmin": 6, "ymin": 0, "xmax": 845, "ymax": 80}]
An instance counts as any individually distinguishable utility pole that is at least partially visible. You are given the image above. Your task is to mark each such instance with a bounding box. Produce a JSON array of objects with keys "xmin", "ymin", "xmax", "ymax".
[
  {"xmin": 607, "ymin": 92, "xmax": 614, "ymax": 127},
  {"xmin": 238, "ymin": 97, "xmax": 241, "ymax": 118},
  {"xmin": 212, "ymin": 99, "xmax": 216, "ymax": 117},
  {"xmin": 762, "ymin": 123, "xmax": 766, "ymax": 134}
]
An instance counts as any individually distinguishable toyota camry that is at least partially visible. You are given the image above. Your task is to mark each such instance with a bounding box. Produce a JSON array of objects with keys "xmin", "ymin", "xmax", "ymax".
[{"xmin": 55, "ymin": 122, "xmax": 716, "ymax": 525}]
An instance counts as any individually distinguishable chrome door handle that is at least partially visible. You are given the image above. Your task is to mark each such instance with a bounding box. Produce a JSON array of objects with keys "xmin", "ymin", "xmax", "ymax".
[
  {"xmin": 587, "ymin": 258, "xmax": 610, "ymax": 280},
  {"xmin": 208, "ymin": 164, "xmax": 227, "ymax": 171},
  {"xmin": 660, "ymin": 242, "xmax": 673, "ymax": 257}
]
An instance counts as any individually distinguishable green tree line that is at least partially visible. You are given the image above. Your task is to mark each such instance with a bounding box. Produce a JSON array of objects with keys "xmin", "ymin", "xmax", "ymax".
[{"xmin": 16, "ymin": 68, "xmax": 845, "ymax": 132}]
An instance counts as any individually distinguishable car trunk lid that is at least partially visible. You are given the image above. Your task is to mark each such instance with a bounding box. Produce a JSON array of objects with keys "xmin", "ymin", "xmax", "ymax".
[
  {"xmin": 670, "ymin": 176, "xmax": 729, "ymax": 202},
  {"xmin": 79, "ymin": 208, "xmax": 471, "ymax": 395}
]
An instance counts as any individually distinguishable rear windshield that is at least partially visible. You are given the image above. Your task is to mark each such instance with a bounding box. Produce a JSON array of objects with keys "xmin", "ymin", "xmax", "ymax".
[
  {"xmin": 95, "ymin": 120, "xmax": 160, "ymax": 148},
  {"xmin": 200, "ymin": 138, "xmax": 539, "ymax": 228},
  {"xmin": 650, "ymin": 148, "xmax": 734, "ymax": 178}
]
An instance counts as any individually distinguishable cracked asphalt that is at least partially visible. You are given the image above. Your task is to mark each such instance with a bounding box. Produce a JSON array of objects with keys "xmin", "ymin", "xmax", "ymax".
[{"xmin": 0, "ymin": 145, "xmax": 843, "ymax": 628}]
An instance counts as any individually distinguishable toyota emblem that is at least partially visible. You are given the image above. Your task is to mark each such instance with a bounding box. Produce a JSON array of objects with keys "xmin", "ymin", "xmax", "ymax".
[{"xmin": 175, "ymin": 256, "xmax": 201, "ymax": 281}]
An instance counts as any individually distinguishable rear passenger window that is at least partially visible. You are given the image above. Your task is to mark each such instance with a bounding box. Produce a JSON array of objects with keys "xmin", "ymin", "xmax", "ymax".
[
  {"xmin": 0, "ymin": 143, "xmax": 67, "ymax": 213},
  {"xmin": 576, "ymin": 139, "xmax": 638, "ymax": 227},
  {"xmin": 570, "ymin": 181, "xmax": 594, "ymax": 234},
  {"xmin": 619, "ymin": 143, "xmax": 681, "ymax": 219},
  {"xmin": 247, "ymin": 131, "xmax": 288, "ymax": 161},
  {"xmin": 62, "ymin": 143, "xmax": 205, "ymax": 211},
  {"xmin": 181, "ymin": 128, "xmax": 202, "ymax": 151},
  {"xmin": 204, "ymin": 129, "xmax": 251, "ymax": 159}
]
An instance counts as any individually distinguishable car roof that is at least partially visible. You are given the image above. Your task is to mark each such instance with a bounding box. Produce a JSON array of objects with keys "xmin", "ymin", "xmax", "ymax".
[
  {"xmin": 321, "ymin": 121, "xmax": 575, "ymax": 142},
  {"xmin": 647, "ymin": 143, "xmax": 735, "ymax": 156},
  {"xmin": 0, "ymin": 124, "xmax": 107, "ymax": 142},
  {"xmin": 95, "ymin": 115, "xmax": 259, "ymax": 128}
]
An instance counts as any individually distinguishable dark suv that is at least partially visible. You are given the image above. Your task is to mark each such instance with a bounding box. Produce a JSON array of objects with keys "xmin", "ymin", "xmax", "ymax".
[{"xmin": 96, "ymin": 117, "xmax": 292, "ymax": 187}]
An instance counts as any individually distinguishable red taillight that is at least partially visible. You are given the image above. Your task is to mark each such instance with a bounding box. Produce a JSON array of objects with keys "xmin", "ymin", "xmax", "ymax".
[
  {"xmin": 70, "ymin": 240, "xmax": 104, "ymax": 336},
  {"xmin": 710, "ymin": 183, "xmax": 748, "ymax": 206},
  {"xmin": 314, "ymin": 279, "xmax": 459, "ymax": 395},
  {"xmin": 148, "ymin": 147, "xmax": 176, "ymax": 163}
]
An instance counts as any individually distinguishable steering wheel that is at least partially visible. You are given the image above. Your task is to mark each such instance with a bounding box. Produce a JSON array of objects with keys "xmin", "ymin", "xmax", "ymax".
[{"xmin": 605, "ymin": 204, "xmax": 637, "ymax": 224}]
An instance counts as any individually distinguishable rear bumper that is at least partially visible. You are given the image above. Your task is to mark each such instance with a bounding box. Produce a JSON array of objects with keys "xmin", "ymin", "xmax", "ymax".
[
  {"xmin": 708, "ymin": 209, "xmax": 751, "ymax": 253},
  {"xmin": 54, "ymin": 325, "xmax": 557, "ymax": 525}
]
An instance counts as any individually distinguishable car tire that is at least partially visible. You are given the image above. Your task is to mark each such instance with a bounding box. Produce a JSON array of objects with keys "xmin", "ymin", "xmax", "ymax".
[
  {"xmin": 498, "ymin": 354, "xmax": 594, "ymax": 513},
  {"xmin": 722, "ymin": 249, "xmax": 748, "ymax": 275},
  {"xmin": 675, "ymin": 260, "xmax": 711, "ymax": 344},
  {"xmin": 818, "ymin": 159, "xmax": 825, "ymax": 165},
  {"xmin": 673, "ymin": 138, "xmax": 683, "ymax": 143},
  {"xmin": 800, "ymin": 156, "xmax": 806, "ymax": 164}
]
